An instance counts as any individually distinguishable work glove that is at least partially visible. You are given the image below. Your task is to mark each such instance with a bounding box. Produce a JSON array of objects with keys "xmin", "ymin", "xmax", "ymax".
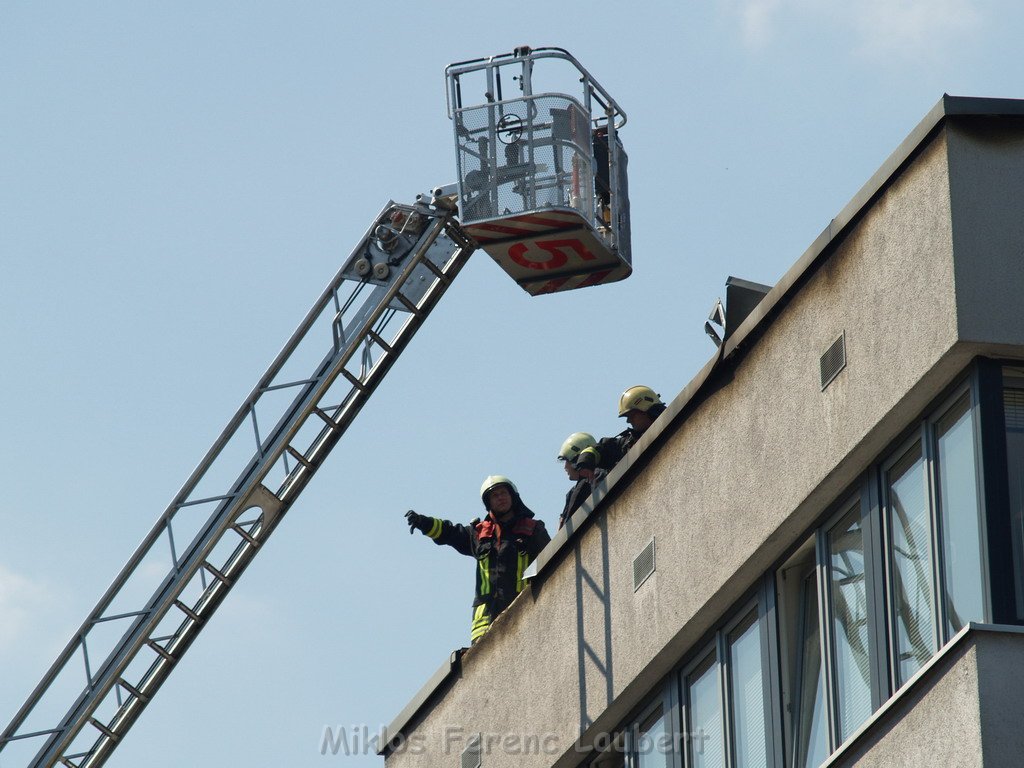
[{"xmin": 405, "ymin": 510, "xmax": 432, "ymax": 535}]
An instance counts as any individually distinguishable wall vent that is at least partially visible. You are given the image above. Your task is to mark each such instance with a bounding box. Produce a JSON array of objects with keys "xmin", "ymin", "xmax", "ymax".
[
  {"xmin": 633, "ymin": 538, "xmax": 656, "ymax": 591},
  {"xmin": 461, "ymin": 734, "xmax": 481, "ymax": 768},
  {"xmin": 819, "ymin": 332, "xmax": 847, "ymax": 390}
]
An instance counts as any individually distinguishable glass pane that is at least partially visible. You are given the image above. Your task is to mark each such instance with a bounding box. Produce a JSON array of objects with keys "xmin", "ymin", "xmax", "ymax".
[
  {"xmin": 728, "ymin": 616, "xmax": 768, "ymax": 768},
  {"xmin": 636, "ymin": 707, "xmax": 669, "ymax": 768},
  {"xmin": 1004, "ymin": 386, "xmax": 1024, "ymax": 619},
  {"xmin": 936, "ymin": 393, "xmax": 986, "ymax": 635},
  {"xmin": 687, "ymin": 655, "xmax": 725, "ymax": 768},
  {"xmin": 828, "ymin": 504, "xmax": 873, "ymax": 742},
  {"xmin": 887, "ymin": 443, "xmax": 936, "ymax": 685},
  {"xmin": 794, "ymin": 572, "xmax": 829, "ymax": 768}
]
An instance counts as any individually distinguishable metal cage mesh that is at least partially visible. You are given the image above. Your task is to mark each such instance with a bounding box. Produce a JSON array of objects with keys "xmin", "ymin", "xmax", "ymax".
[{"xmin": 453, "ymin": 96, "xmax": 594, "ymax": 225}]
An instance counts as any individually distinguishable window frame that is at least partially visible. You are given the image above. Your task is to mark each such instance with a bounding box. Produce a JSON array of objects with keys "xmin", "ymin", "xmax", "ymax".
[
  {"xmin": 724, "ymin": 607, "xmax": 768, "ymax": 768},
  {"xmin": 880, "ymin": 427, "xmax": 939, "ymax": 691},
  {"xmin": 819, "ymin": 492, "xmax": 881, "ymax": 747},
  {"xmin": 625, "ymin": 685, "xmax": 677, "ymax": 768},
  {"xmin": 985, "ymin": 361, "xmax": 1019, "ymax": 623},
  {"xmin": 928, "ymin": 383, "xmax": 991, "ymax": 637},
  {"xmin": 680, "ymin": 641, "xmax": 721, "ymax": 768}
]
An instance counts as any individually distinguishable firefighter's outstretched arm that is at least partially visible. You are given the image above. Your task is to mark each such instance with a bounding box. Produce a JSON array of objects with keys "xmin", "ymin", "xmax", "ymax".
[{"xmin": 403, "ymin": 510, "xmax": 473, "ymax": 555}]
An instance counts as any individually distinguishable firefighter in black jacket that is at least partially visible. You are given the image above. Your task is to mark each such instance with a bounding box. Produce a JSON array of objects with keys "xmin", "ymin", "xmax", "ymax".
[
  {"xmin": 575, "ymin": 386, "xmax": 666, "ymax": 479},
  {"xmin": 405, "ymin": 476, "xmax": 551, "ymax": 644},
  {"xmin": 556, "ymin": 432, "xmax": 604, "ymax": 528}
]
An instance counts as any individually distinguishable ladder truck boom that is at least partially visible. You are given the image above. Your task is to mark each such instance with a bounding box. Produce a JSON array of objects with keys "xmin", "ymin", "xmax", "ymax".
[
  {"xmin": 0, "ymin": 202, "xmax": 473, "ymax": 768},
  {"xmin": 0, "ymin": 46, "xmax": 630, "ymax": 768}
]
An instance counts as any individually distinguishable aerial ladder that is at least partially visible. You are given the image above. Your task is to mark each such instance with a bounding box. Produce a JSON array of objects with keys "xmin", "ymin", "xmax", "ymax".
[{"xmin": 0, "ymin": 46, "xmax": 629, "ymax": 768}]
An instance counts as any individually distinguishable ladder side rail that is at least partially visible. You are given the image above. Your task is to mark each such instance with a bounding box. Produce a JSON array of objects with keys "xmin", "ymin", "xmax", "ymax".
[
  {"xmin": 278, "ymin": 218, "xmax": 476, "ymax": 503},
  {"xmin": 74, "ymin": 221, "xmax": 477, "ymax": 768},
  {"xmin": 21, "ymin": 207, "xmax": 474, "ymax": 768},
  {"xmin": 0, "ymin": 203, "xmax": 403, "ymax": 752},
  {"xmin": 32, "ymin": 218, "xmax": 442, "ymax": 763},
  {"xmin": 209, "ymin": 207, "xmax": 457, "ymax": 508}
]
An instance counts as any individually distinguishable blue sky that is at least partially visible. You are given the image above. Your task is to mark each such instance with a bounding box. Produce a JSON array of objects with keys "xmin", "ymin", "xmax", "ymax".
[{"xmin": 1, "ymin": 2, "xmax": 1021, "ymax": 766}]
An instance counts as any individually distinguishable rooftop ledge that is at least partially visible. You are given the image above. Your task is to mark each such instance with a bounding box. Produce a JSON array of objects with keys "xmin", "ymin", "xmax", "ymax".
[{"xmin": 380, "ymin": 94, "xmax": 1024, "ymax": 754}]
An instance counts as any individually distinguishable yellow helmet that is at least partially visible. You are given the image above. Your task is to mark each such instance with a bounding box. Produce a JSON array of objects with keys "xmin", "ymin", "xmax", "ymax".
[
  {"xmin": 480, "ymin": 475, "xmax": 518, "ymax": 505},
  {"xmin": 557, "ymin": 432, "xmax": 596, "ymax": 462},
  {"xmin": 618, "ymin": 385, "xmax": 663, "ymax": 417}
]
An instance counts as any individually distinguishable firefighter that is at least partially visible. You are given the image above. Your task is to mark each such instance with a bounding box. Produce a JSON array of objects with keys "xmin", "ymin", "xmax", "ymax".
[
  {"xmin": 575, "ymin": 386, "xmax": 666, "ymax": 479},
  {"xmin": 556, "ymin": 432, "xmax": 602, "ymax": 528},
  {"xmin": 405, "ymin": 476, "xmax": 550, "ymax": 644}
]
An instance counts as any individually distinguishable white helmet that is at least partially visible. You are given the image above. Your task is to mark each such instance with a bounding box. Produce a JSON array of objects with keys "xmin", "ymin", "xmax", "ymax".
[
  {"xmin": 557, "ymin": 432, "xmax": 596, "ymax": 462},
  {"xmin": 480, "ymin": 475, "xmax": 518, "ymax": 506}
]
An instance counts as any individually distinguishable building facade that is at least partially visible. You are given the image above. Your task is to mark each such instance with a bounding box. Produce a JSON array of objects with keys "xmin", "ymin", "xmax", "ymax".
[{"xmin": 380, "ymin": 96, "xmax": 1024, "ymax": 768}]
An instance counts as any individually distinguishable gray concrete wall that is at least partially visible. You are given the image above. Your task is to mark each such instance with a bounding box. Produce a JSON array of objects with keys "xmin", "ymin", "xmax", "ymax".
[
  {"xmin": 385, "ymin": 118, "xmax": 1024, "ymax": 768},
  {"xmin": 975, "ymin": 630, "xmax": 1024, "ymax": 765},
  {"xmin": 947, "ymin": 117, "xmax": 1024, "ymax": 349}
]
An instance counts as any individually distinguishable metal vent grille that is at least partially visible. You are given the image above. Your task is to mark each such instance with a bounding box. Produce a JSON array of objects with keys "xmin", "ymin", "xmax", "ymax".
[
  {"xmin": 820, "ymin": 332, "xmax": 847, "ymax": 390},
  {"xmin": 633, "ymin": 538, "xmax": 656, "ymax": 591},
  {"xmin": 461, "ymin": 734, "xmax": 481, "ymax": 768}
]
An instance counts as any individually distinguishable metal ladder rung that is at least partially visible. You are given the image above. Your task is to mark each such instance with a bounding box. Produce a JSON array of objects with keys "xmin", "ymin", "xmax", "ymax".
[
  {"xmin": 313, "ymin": 407, "xmax": 341, "ymax": 431},
  {"xmin": 341, "ymin": 368, "xmax": 368, "ymax": 391},
  {"xmin": 202, "ymin": 562, "xmax": 231, "ymax": 585},
  {"xmin": 88, "ymin": 718, "xmax": 117, "ymax": 741},
  {"xmin": 231, "ymin": 523, "xmax": 260, "ymax": 547},
  {"xmin": 118, "ymin": 678, "xmax": 149, "ymax": 704},
  {"xmin": 418, "ymin": 256, "xmax": 450, "ymax": 284},
  {"xmin": 146, "ymin": 640, "xmax": 175, "ymax": 662},
  {"xmin": 365, "ymin": 329, "xmax": 393, "ymax": 354},
  {"xmin": 393, "ymin": 291, "xmax": 421, "ymax": 315},
  {"xmin": 286, "ymin": 446, "xmax": 314, "ymax": 470},
  {"xmin": 59, "ymin": 758, "xmax": 80, "ymax": 768},
  {"xmin": 173, "ymin": 600, "xmax": 202, "ymax": 623}
]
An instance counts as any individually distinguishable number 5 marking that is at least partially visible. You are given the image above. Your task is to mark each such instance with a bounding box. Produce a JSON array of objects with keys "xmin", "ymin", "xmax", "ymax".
[{"xmin": 508, "ymin": 238, "xmax": 598, "ymax": 270}]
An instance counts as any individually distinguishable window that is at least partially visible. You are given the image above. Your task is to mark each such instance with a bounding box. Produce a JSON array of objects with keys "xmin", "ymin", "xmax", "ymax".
[
  {"xmin": 825, "ymin": 501, "xmax": 873, "ymax": 742},
  {"xmin": 881, "ymin": 385, "xmax": 991, "ymax": 690},
  {"xmin": 686, "ymin": 653, "xmax": 724, "ymax": 768},
  {"xmin": 934, "ymin": 392, "xmax": 986, "ymax": 635},
  {"xmin": 777, "ymin": 540, "xmax": 828, "ymax": 768},
  {"xmin": 727, "ymin": 613, "xmax": 768, "ymax": 768},
  {"xmin": 635, "ymin": 703, "xmax": 671, "ymax": 768},
  {"xmin": 884, "ymin": 441, "xmax": 936, "ymax": 686}
]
